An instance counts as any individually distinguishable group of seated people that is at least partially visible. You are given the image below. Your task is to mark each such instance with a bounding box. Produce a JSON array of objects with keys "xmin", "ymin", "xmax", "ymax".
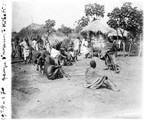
[
  {"xmin": 32, "ymin": 47, "xmax": 78, "ymax": 80},
  {"xmin": 31, "ymin": 47, "xmax": 120, "ymax": 92}
]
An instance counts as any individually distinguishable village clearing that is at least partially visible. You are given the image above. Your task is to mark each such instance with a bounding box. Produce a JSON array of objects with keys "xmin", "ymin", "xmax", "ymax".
[{"xmin": 12, "ymin": 54, "xmax": 143, "ymax": 119}]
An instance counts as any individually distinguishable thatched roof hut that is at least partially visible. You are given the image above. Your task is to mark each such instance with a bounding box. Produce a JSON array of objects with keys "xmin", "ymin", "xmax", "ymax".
[
  {"xmin": 17, "ymin": 23, "xmax": 46, "ymax": 40},
  {"xmin": 13, "ymin": 23, "xmax": 68, "ymax": 49}
]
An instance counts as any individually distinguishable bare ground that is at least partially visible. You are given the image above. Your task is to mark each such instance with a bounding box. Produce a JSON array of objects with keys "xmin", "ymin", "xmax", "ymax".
[{"xmin": 12, "ymin": 55, "xmax": 143, "ymax": 119}]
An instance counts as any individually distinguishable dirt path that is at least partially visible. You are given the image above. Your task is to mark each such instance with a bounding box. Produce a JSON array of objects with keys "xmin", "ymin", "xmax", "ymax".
[{"xmin": 12, "ymin": 56, "xmax": 143, "ymax": 119}]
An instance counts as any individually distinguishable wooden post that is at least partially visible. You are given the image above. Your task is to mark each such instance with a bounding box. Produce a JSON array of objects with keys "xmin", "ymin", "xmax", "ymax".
[
  {"xmin": 128, "ymin": 39, "xmax": 132, "ymax": 57},
  {"xmin": 116, "ymin": 30, "xmax": 119, "ymax": 57},
  {"xmin": 122, "ymin": 41, "xmax": 125, "ymax": 57}
]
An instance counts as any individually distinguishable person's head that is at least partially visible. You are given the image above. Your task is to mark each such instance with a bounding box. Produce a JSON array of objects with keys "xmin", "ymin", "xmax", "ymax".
[
  {"xmin": 108, "ymin": 37, "xmax": 113, "ymax": 43},
  {"xmin": 77, "ymin": 37, "xmax": 80, "ymax": 39},
  {"xmin": 43, "ymin": 48, "xmax": 46, "ymax": 50},
  {"xmin": 90, "ymin": 60, "xmax": 96, "ymax": 69},
  {"xmin": 25, "ymin": 37, "xmax": 28, "ymax": 41},
  {"xmin": 33, "ymin": 38, "xmax": 36, "ymax": 41}
]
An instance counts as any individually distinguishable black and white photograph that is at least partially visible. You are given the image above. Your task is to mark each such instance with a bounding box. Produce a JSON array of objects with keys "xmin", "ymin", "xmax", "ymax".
[{"xmin": 8, "ymin": 0, "xmax": 144, "ymax": 119}]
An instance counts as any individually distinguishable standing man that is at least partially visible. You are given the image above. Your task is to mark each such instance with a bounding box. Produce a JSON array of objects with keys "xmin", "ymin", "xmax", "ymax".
[
  {"xmin": 19, "ymin": 37, "xmax": 30, "ymax": 63},
  {"xmin": 32, "ymin": 38, "xmax": 37, "ymax": 51},
  {"xmin": 45, "ymin": 37, "xmax": 51, "ymax": 54},
  {"xmin": 73, "ymin": 37, "xmax": 80, "ymax": 59}
]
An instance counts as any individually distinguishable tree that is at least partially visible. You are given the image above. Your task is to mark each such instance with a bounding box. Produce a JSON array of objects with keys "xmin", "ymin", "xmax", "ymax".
[
  {"xmin": 107, "ymin": 7, "xmax": 126, "ymax": 56},
  {"xmin": 85, "ymin": 3, "xmax": 105, "ymax": 21},
  {"xmin": 74, "ymin": 25, "xmax": 83, "ymax": 33},
  {"xmin": 107, "ymin": 2, "xmax": 143, "ymax": 56},
  {"xmin": 77, "ymin": 16, "xmax": 90, "ymax": 27},
  {"xmin": 58, "ymin": 25, "xmax": 72, "ymax": 36},
  {"xmin": 45, "ymin": 19, "xmax": 56, "ymax": 37}
]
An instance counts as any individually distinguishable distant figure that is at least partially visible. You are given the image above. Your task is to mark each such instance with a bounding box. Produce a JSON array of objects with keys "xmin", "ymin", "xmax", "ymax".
[
  {"xmin": 11, "ymin": 39, "xmax": 16, "ymax": 58},
  {"xmin": 19, "ymin": 37, "xmax": 30, "ymax": 62},
  {"xmin": 36, "ymin": 49, "xmax": 50, "ymax": 73},
  {"xmin": 45, "ymin": 39, "xmax": 51, "ymax": 54},
  {"xmin": 18, "ymin": 39, "xmax": 23, "ymax": 60},
  {"xmin": 58, "ymin": 48, "xmax": 72, "ymax": 66},
  {"xmin": 78, "ymin": 37, "xmax": 82, "ymax": 55},
  {"xmin": 81, "ymin": 38, "xmax": 88, "ymax": 55},
  {"xmin": 84, "ymin": 40, "xmax": 92, "ymax": 58},
  {"xmin": 37, "ymin": 35, "xmax": 44, "ymax": 50},
  {"xmin": 73, "ymin": 37, "xmax": 80, "ymax": 56},
  {"xmin": 31, "ymin": 38, "xmax": 37, "ymax": 51},
  {"xmin": 67, "ymin": 47, "xmax": 77, "ymax": 62},
  {"xmin": 84, "ymin": 60, "xmax": 120, "ymax": 91}
]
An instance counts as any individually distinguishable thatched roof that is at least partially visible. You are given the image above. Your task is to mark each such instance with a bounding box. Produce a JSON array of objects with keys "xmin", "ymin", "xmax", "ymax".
[
  {"xmin": 14, "ymin": 23, "xmax": 67, "ymax": 46},
  {"xmin": 16, "ymin": 23, "xmax": 46, "ymax": 39},
  {"xmin": 48, "ymin": 35, "xmax": 67, "ymax": 46},
  {"xmin": 68, "ymin": 33, "xmax": 82, "ymax": 39},
  {"xmin": 81, "ymin": 20, "xmax": 114, "ymax": 34}
]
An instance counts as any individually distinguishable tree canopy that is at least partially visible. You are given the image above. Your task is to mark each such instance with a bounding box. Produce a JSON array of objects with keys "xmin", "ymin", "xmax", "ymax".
[
  {"xmin": 45, "ymin": 19, "xmax": 56, "ymax": 36},
  {"xmin": 85, "ymin": 3, "xmax": 105, "ymax": 21},
  {"xmin": 58, "ymin": 25, "xmax": 73, "ymax": 36},
  {"xmin": 107, "ymin": 2, "xmax": 143, "ymax": 41},
  {"xmin": 77, "ymin": 16, "xmax": 90, "ymax": 28}
]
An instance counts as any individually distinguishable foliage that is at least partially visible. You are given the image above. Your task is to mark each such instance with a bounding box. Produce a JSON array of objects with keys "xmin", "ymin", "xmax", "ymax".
[
  {"xmin": 58, "ymin": 25, "xmax": 73, "ymax": 36},
  {"xmin": 45, "ymin": 19, "xmax": 56, "ymax": 36},
  {"xmin": 107, "ymin": 2, "xmax": 143, "ymax": 41},
  {"xmin": 85, "ymin": 3, "xmax": 105, "ymax": 20},
  {"xmin": 77, "ymin": 16, "xmax": 90, "ymax": 27},
  {"xmin": 74, "ymin": 25, "xmax": 83, "ymax": 33}
]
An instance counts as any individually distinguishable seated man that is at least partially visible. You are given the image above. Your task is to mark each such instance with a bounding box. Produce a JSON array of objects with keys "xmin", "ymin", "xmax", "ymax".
[
  {"xmin": 44, "ymin": 55, "xmax": 70, "ymax": 80},
  {"xmin": 84, "ymin": 60, "xmax": 120, "ymax": 91}
]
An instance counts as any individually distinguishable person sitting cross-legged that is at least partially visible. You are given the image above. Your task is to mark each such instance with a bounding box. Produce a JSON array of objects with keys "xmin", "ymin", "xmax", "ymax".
[
  {"xmin": 84, "ymin": 60, "xmax": 120, "ymax": 92},
  {"xmin": 44, "ymin": 55, "xmax": 70, "ymax": 80}
]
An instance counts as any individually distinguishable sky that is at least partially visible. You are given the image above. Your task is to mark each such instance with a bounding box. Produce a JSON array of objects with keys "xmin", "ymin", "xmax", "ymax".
[{"xmin": 12, "ymin": 0, "xmax": 143, "ymax": 32}]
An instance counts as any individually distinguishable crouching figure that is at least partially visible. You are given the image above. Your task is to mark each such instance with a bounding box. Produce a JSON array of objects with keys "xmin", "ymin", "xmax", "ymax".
[{"xmin": 44, "ymin": 55, "xmax": 70, "ymax": 80}]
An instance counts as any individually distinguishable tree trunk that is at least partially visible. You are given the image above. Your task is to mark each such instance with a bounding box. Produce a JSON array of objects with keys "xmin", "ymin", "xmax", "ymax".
[
  {"xmin": 122, "ymin": 35, "xmax": 126, "ymax": 57},
  {"xmin": 122, "ymin": 42, "xmax": 125, "ymax": 57},
  {"xmin": 115, "ymin": 30, "xmax": 119, "ymax": 57},
  {"xmin": 128, "ymin": 41, "xmax": 132, "ymax": 57},
  {"xmin": 119, "ymin": 29, "xmax": 126, "ymax": 57},
  {"xmin": 138, "ymin": 34, "xmax": 142, "ymax": 57}
]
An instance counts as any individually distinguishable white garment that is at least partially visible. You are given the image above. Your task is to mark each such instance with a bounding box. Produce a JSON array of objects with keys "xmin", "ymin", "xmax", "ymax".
[
  {"xmin": 51, "ymin": 48, "xmax": 60, "ymax": 58},
  {"xmin": 35, "ymin": 43, "xmax": 39, "ymax": 51},
  {"xmin": 45, "ymin": 42, "xmax": 51, "ymax": 54},
  {"xmin": 19, "ymin": 41, "xmax": 29, "ymax": 60},
  {"xmin": 32, "ymin": 40, "xmax": 37, "ymax": 50},
  {"xmin": 73, "ymin": 39, "xmax": 80, "ymax": 51},
  {"xmin": 23, "ymin": 49, "xmax": 30, "ymax": 60},
  {"xmin": 81, "ymin": 40, "xmax": 89, "ymax": 54},
  {"xmin": 69, "ymin": 51, "xmax": 74, "ymax": 57},
  {"xmin": 19, "ymin": 41, "xmax": 29, "ymax": 49}
]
